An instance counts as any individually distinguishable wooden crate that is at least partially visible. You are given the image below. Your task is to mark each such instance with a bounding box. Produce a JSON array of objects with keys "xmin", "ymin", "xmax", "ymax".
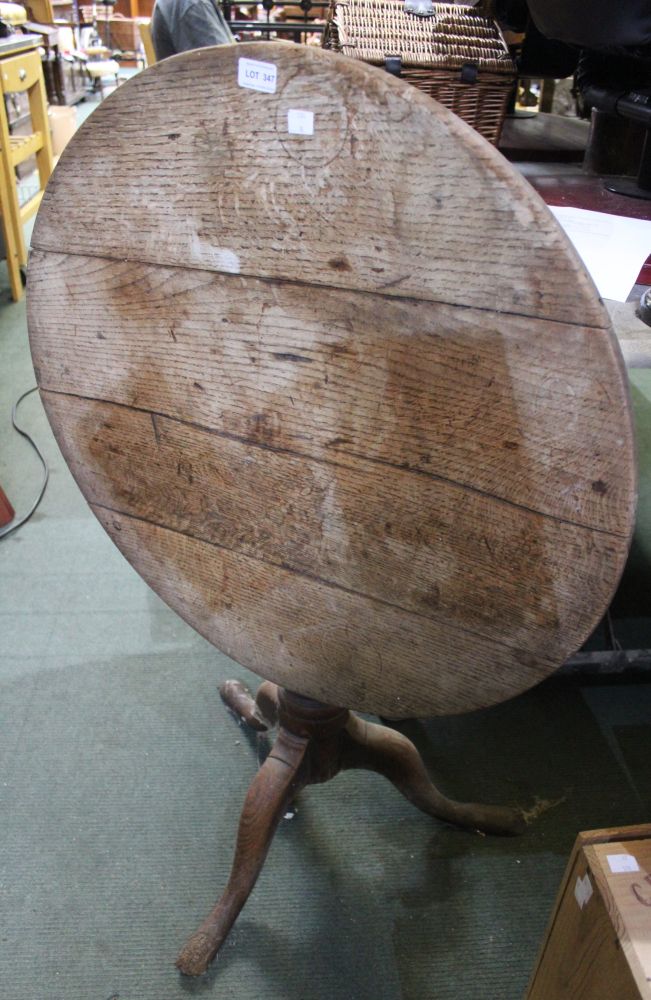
[{"xmin": 525, "ymin": 824, "xmax": 651, "ymax": 1000}]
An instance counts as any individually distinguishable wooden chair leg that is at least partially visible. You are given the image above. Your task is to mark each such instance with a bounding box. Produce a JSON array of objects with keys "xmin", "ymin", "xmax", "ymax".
[
  {"xmin": 176, "ymin": 729, "xmax": 309, "ymax": 976},
  {"xmin": 341, "ymin": 713, "xmax": 526, "ymax": 836}
]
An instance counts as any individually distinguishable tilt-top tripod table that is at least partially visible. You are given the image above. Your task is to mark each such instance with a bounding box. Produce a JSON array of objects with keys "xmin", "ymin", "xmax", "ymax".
[{"xmin": 26, "ymin": 41, "xmax": 636, "ymax": 976}]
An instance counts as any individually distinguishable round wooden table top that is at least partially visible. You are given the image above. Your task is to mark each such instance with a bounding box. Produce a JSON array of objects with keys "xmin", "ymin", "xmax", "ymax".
[{"xmin": 28, "ymin": 42, "xmax": 636, "ymax": 718}]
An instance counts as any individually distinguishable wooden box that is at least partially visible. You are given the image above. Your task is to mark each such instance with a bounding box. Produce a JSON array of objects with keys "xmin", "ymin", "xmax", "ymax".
[{"xmin": 525, "ymin": 824, "xmax": 651, "ymax": 1000}]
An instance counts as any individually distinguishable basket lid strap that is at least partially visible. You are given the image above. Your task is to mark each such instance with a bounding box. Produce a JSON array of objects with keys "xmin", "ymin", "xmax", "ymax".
[
  {"xmin": 384, "ymin": 54, "xmax": 403, "ymax": 76},
  {"xmin": 460, "ymin": 62, "xmax": 479, "ymax": 83}
]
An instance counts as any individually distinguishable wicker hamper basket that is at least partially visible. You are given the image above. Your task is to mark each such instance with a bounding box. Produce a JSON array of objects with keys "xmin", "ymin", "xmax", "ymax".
[
  {"xmin": 80, "ymin": 10, "xmax": 148, "ymax": 54},
  {"xmin": 323, "ymin": 0, "xmax": 515, "ymax": 145}
]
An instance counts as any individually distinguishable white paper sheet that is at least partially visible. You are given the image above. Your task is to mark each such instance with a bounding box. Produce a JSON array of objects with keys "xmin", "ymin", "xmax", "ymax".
[
  {"xmin": 607, "ymin": 853, "xmax": 640, "ymax": 874},
  {"xmin": 549, "ymin": 205, "xmax": 651, "ymax": 303},
  {"xmin": 574, "ymin": 873, "xmax": 593, "ymax": 909}
]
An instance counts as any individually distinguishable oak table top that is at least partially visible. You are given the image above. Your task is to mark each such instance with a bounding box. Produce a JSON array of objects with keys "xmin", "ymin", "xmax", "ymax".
[{"xmin": 27, "ymin": 42, "xmax": 636, "ymax": 718}]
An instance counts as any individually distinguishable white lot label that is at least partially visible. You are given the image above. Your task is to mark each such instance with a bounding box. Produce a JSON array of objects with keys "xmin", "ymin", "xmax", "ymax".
[
  {"xmin": 287, "ymin": 109, "xmax": 314, "ymax": 135},
  {"xmin": 574, "ymin": 873, "xmax": 593, "ymax": 909},
  {"xmin": 607, "ymin": 853, "xmax": 640, "ymax": 874},
  {"xmin": 238, "ymin": 58, "xmax": 277, "ymax": 94}
]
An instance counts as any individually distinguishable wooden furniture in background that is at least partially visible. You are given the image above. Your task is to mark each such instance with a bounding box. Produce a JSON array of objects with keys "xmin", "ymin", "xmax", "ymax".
[
  {"xmin": 138, "ymin": 19, "xmax": 155, "ymax": 65},
  {"xmin": 0, "ymin": 39, "xmax": 53, "ymax": 299},
  {"xmin": 117, "ymin": 0, "xmax": 154, "ymax": 17},
  {"xmin": 80, "ymin": 7, "xmax": 153, "ymax": 56},
  {"xmin": 24, "ymin": 0, "xmax": 55, "ymax": 21},
  {"xmin": 0, "ymin": 145, "xmax": 22, "ymax": 299},
  {"xmin": 24, "ymin": 0, "xmax": 87, "ymax": 104},
  {"xmin": 54, "ymin": 0, "xmax": 155, "ymax": 20},
  {"xmin": 526, "ymin": 824, "xmax": 651, "ymax": 1000},
  {"xmin": 27, "ymin": 42, "xmax": 636, "ymax": 974}
]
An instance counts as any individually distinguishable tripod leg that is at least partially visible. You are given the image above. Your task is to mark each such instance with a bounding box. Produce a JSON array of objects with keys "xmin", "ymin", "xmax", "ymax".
[
  {"xmin": 220, "ymin": 679, "xmax": 280, "ymax": 731},
  {"xmin": 341, "ymin": 714, "xmax": 525, "ymax": 836},
  {"xmin": 255, "ymin": 681, "xmax": 280, "ymax": 728},
  {"xmin": 176, "ymin": 731, "xmax": 308, "ymax": 976}
]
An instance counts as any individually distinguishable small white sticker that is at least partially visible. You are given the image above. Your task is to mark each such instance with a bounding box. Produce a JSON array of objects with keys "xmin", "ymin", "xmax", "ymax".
[
  {"xmin": 287, "ymin": 109, "xmax": 314, "ymax": 136},
  {"xmin": 607, "ymin": 853, "xmax": 640, "ymax": 874},
  {"xmin": 238, "ymin": 57, "xmax": 277, "ymax": 94},
  {"xmin": 574, "ymin": 873, "xmax": 593, "ymax": 909}
]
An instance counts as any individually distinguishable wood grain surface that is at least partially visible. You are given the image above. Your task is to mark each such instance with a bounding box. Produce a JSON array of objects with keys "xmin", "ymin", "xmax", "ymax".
[
  {"xmin": 27, "ymin": 41, "xmax": 636, "ymax": 717},
  {"xmin": 526, "ymin": 830, "xmax": 651, "ymax": 1000},
  {"xmin": 589, "ymin": 841, "xmax": 651, "ymax": 998}
]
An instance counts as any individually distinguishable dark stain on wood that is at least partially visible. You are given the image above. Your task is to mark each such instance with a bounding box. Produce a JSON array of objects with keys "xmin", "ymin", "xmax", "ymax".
[
  {"xmin": 272, "ymin": 353, "xmax": 313, "ymax": 364},
  {"xmin": 326, "ymin": 436, "xmax": 352, "ymax": 447},
  {"xmin": 249, "ymin": 412, "xmax": 279, "ymax": 446},
  {"xmin": 328, "ymin": 257, "xmax": 352, "ymax": 272},
  {"xmin": 421, "ymin": 584, "xmax": 440, "ymax": 609}
]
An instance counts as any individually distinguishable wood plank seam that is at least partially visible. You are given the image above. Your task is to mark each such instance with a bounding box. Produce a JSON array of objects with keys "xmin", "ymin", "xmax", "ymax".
[
  {"xmin": 41, "ymin": 387, "xmax": 631, "ymax": 540},
  {"xmin": 28, "ymin": 244, "xmax": 613, "ymax": 333},
  {"xmin": 89, "ymin": 499, "xmax": 561, "ymax": 661},
  {"xmin": 29, "ymin": 249, "xmax": 634, "ymax": 534},
  {"xmin": 40, "ymin": 383, "xmax": 630, "ymax": 541}
]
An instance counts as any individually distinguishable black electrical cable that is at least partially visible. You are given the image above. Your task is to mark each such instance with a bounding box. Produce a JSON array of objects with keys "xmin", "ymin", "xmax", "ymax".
[{"xmin": 0, "ymin": 386, "xmax": 49, "ymax": 540}]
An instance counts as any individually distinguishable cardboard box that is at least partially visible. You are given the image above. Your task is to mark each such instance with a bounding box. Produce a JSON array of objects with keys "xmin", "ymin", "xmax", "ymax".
[
  {"xmin": 48, "ymin": 104, "xmax": 77, "ymax": 157},
  {"xmin": 525, "ymin": 824, "xmax": 651, "ymax": 1000}
]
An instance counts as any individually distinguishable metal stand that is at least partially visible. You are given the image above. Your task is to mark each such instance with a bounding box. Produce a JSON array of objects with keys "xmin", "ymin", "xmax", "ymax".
[
  {"xmin": 583, "ymin": 84, "xmax": 651, "ymax": 201},
  {"xmin": 606, "ymin": 127, "xmax": 651, "ymax": 200}
]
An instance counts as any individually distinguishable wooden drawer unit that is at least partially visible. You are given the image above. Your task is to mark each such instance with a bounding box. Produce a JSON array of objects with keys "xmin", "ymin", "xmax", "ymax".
[
  {"xmin": 526, "ymin": 825, "xmax": 651, "ymax": 1000},
  {"xmin": 0, "ymin": 40, "xmax": 52, "ymax": 299},
  {"xmin": 1, "ymin": 49, "xmax": 42, "ymax": 93}
]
